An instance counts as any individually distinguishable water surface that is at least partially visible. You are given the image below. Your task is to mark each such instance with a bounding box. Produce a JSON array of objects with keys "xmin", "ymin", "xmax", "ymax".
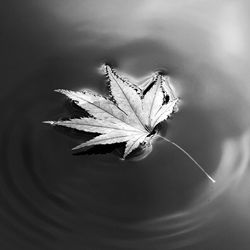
[{"xmin": 1, "ymin": 1, "xmax": 250, "ymax": 249}]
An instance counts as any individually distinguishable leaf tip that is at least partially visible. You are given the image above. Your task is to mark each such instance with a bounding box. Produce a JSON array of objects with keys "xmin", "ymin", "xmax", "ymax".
[
  {"xmin": 72, "ymin": 145, "xmax": 81, "ymax": 151},
  {"xmin": 54, "ymin": 89, "xmax": 65, "ymax": 94},
  {"xmin": 43, "ymin": 121, "xmax": 56, "ymax": 125},
  {"xmin": 99, "ymin": 63, "xmax": 109, "ymax": 73}
]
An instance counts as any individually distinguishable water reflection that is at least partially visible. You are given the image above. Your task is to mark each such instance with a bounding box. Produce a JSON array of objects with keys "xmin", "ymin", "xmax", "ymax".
[
  {"xmin": 136, "ymin": 131, "xmax": 250, "ymax": 249},
  {"xmin": 1, "ymin": 0, "xmax": 250, "ymax": 249}
]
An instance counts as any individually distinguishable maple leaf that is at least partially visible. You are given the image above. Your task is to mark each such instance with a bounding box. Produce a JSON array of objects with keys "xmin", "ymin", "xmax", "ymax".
[
  {"xmin": 44, "ymin": 64, "xmax": 215, "ymax": 183},
  {"xmin": 45, "ymin": 64, "xmax": 178, "ymax": 157}
]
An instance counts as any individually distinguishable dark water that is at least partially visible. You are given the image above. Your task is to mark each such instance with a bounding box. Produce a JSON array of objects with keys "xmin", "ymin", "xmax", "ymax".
[{"xmin": 1, "ymin": 1, "xmax": 250, "ymax": 250}]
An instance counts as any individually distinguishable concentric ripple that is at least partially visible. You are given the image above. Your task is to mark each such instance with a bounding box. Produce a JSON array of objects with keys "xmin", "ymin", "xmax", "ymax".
[{"xmin": 1, "ymin": 61, "xmax": 249, "ymax": 250}]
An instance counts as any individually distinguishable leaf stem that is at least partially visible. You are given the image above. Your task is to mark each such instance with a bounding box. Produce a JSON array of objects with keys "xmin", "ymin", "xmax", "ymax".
[{"xmin": 156, "ymin": 135, "xmax": 216, "ymax": 183}]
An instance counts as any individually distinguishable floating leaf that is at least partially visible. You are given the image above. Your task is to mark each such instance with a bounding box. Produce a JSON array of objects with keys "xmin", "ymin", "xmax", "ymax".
[{"xmin": 44, "ymin": 64, "xmax": 215, "ymax": 183}]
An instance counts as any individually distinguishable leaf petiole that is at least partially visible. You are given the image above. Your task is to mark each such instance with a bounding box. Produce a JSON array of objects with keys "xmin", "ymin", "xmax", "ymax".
[{"xmin": 156, "ymin": 135, "xmax": 216, "ymax": 183}]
